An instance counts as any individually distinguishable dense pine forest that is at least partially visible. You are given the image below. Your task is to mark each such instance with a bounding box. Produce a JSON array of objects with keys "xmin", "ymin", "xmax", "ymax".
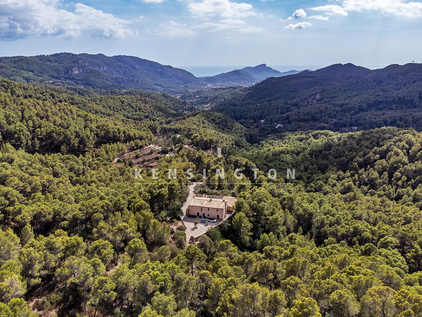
[
  {"xmin": 210, "ymin": 63, "xmax": 422, "ymax": 135},
  {"xmin": 2, "ymin": 69, "xmax": 422, "ymax": 317}
]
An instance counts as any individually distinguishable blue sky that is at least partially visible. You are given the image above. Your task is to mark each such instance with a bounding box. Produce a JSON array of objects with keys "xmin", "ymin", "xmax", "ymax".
[{"xmin": 1, "ymin": 0, "xmax": 422, "ymax": 74}]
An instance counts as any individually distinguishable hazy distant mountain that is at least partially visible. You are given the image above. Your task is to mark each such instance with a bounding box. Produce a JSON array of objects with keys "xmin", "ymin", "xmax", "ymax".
[
  {"xmin": 201, "ymin": 69, "xmax": 257, "ymax": 87},
  {"xmin": 0, "ymin": 54, "xmax": 299, "ymax": 93},
  {"xmin": 242, "ymin": 64, "xmax": 299, "ymax": 81},
  {"xmin": 212, "ymin": 63, "xmax": 422, "ymax": 133},
  {"xmin": 201, "ymin": 64, "xmax": 299, "ymax": 87}
]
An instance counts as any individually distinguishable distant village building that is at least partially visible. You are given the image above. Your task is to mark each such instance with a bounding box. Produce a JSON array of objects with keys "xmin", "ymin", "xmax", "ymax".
[{"xmin": 187, "ymin": 197, "xmax": 227, "ymax": 219}]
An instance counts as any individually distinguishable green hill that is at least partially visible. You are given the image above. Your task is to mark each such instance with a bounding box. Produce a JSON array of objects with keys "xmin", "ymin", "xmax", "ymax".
[
  {"xmin": 164, "ymin": 111, "xmax": 256, "ymax": 149},
  {"xmin": 0, "ymin": 53, "xmax": 204, "ymax": 93},
  {"xmin": 0, "ymin": 77, "xmax": 190, "ymax": 121},
  {"xmin": 212, "ymin": 63, "xmax": 422, "ymax": 134},
  {"xmin": 0, "ymin": 79, "xmax": 155, "ymax": 154},
  {"xmin": 0, "ymin": 78, "xmax": 254, "ymax": 154}
]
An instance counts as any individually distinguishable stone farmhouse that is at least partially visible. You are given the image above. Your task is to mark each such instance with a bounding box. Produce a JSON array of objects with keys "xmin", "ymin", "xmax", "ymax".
[{"xmin": 187, "ymin": 197, "xmax": 229, "ymax": 220}]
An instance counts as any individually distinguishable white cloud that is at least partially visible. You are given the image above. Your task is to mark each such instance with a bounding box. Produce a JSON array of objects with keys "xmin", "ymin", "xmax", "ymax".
[
  {"xmin": 281, "ymin": 8, "xmax": 328, "ymax": 23},
  {"xmin": 284, "ymin": 21, "xmax": 312, "ymax": 30},
  {"xmin": 282, "ymin": 0, "xmax": 422, "ymax": 32},
  {"xmin": 293, "ymin": 9, "xmax": 307, "ymax": 19},
  {"xmin": 187, "ymin": 0, "xmax": 259, "ymax": 33},
  {"xmin": 156, "ymin": 20, "xmax": 196, "ymax": 37},
  {"xmin": 188, "ymin": 0, "xmax": 256, "ymax": 19},
  {"xmin": 309, "ymin": 15, "xmax": 330, "ymax": 21},
  {"xmin": 143, "ymin": 0, "xmax": 165, "ymax": 3},
  {"xmin": 281, "ymin": 8, "xmax": 307, "ymax": 21},
  {"xmin": 198, "ymin": 18, "xmax": 244, "ymax": 29},
  {"xmin": 311, "ymin": 4, "xmax": 348, "ymax": 16},
  {"xmin": 343, "ymin": 0, "xmax": 422, "ymax": 18},
  {"xmin": 197, "ymin": 18, "xmax": 262, "ymax": 32},
  {"xmin": 311, "ymin": 0, "xmax": 422, "ymax": 19},
  {"xmin": 0, "ymin": 0, "xmax": 134, "ymax": 40}
]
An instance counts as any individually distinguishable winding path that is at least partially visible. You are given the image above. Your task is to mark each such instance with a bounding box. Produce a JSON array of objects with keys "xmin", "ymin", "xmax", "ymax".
[{"xmin": 182, "ymin": 183, "xmax": 199, "ymax": 216}]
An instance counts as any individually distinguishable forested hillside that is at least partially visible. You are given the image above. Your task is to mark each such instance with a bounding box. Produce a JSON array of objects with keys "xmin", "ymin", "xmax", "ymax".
[
  {"xmin": 0, "ymin": 53, "xmax": 205, "ymax": 93},
  {"xmin": 179, "ymin": 87, "xmax": 240, "ymax": 109},
  {"xmin": 2, "ymin": 72, "xmax": 422, "ymax": 317},
  {"xmin": 163, "ymin": 111, "xmax": 257, "ymax": 149},
  {"xmin": 0, "ymin": 78, "xmax": 190, "ymax": 120},
  {"xmin": 212, "ymin": 63, "xmax": 422, "ymax": 135},
  {"xmin": 0, "ymin": 79, "xmax": 164, "ymax": 154},
  {"xmin": 0, "ymin": 79, "xmax": 254, "ymax": 155}
]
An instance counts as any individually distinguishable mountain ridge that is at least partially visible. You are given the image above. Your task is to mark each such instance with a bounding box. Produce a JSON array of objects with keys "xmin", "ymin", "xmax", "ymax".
[
  {"xmin": 0, "ymin": 53, "xmax": 297, "ymax": 93},
  {"xmin": 210, "ymin": 62, "xmax": 422, "ymax": 134}
]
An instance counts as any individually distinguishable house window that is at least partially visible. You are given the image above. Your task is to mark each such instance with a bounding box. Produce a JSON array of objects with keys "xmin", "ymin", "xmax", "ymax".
[{"xmin": 208, "ymin": 214, "xmax": 209, "ymax": 217}]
